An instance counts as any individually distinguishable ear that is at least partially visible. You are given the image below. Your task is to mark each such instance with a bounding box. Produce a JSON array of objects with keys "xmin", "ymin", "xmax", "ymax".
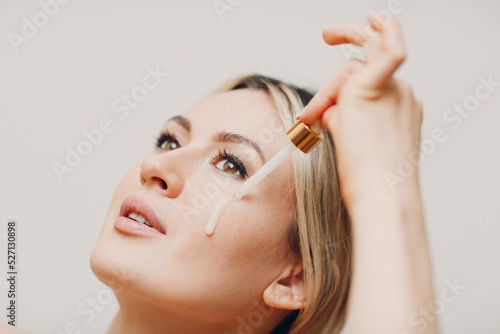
[{"xmin": 263, "ymin": 263, "xmax": 306, "ymax": 310}]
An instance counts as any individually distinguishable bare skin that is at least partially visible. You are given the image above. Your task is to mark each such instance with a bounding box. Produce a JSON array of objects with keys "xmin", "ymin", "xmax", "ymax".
[
  {"xmin": 90, "ymin": 89, "xmax": 304, "ymax": 334},
  {"xmin": 299, "ymin": 12, "xmax": 438, "ymax": 334},
  {"xmin": 2, "ymin": 13, "xmax": 437, "ymax": 334},
  {"xmin": 0, "ymin": 325, "xmax": 33, "ymax": 334}
]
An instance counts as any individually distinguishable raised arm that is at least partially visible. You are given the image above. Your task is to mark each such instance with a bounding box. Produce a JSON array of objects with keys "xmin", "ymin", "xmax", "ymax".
[{"xmin": 298, "ymin": 13, "xmax": 438, "ymax": 334}]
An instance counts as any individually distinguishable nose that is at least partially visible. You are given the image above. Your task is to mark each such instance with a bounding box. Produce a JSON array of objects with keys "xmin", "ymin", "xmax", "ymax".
[{"xmin": 140, "ymin": 151, "xmax": 185, "ymax": 198}]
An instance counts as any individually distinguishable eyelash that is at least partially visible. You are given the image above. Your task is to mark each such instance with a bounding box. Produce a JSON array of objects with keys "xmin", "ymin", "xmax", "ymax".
[{"xmin": 154, "ymin": 130, "xmax": 248, "ymax": 179}]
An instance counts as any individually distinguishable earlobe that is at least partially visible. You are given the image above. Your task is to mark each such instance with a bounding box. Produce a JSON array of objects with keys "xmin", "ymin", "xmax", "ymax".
[{"xmin": 263, "ymin": 265, "xmax": 306, "ymax": 310}]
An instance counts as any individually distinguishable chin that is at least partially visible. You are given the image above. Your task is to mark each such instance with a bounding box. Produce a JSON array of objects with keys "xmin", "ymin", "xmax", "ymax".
[
  {"xmin": 90, "ymin": 238, "xmax": 120, "ymax": 289},
  {"xmin": 89, "ymin": 226, "xmax": 138, "ymax": 296}
]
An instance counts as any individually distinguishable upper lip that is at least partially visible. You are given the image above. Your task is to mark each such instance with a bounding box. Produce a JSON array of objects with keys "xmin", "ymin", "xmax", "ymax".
[{"xmin": 119, "ymin": 195, "xmax": 166, "ymax": 234}]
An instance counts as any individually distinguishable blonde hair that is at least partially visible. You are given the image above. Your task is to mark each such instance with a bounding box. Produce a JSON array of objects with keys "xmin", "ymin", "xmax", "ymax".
[{"xmin": 214, "ymin": 75, "xmax": 352, "ymax": 334}]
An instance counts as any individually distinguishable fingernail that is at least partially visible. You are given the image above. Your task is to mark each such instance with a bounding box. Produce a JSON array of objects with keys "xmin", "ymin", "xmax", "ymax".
[{"xmin": 296, "ymin": 106, "xmax": 307, "ymax": 119}]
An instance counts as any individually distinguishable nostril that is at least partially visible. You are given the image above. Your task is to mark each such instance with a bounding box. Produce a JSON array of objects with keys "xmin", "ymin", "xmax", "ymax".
[{"xmin": 151, "ymin": 176, "xmax": 168, "ymax": 190}]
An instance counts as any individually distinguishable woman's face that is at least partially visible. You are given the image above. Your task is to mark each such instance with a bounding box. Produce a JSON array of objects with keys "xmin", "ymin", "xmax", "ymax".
[{"xmin": 90, "ymin": 88, "xmax": 300, "ymax": 322}]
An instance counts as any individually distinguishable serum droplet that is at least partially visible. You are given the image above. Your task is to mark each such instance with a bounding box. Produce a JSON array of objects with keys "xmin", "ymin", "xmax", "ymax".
[{"xmin": 205, "ymin": 197, "xmax": 236, "ymax": 236}]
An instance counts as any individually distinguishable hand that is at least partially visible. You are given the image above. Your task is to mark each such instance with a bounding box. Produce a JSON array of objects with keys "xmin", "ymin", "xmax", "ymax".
[
  {"xmin": 301, "ymin": 15, "xmax": 437, "ymax": 334},
  {"xmin": 298, "ymin": 13, "xmax": 423, "ymax": 211}
]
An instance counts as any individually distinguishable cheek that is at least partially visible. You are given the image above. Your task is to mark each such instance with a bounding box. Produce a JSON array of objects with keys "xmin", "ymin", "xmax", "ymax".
[
  {"xmin": 167, "ymin": 186, "xmax": 292, "ymax": 274},
  {"xmin": 214, "ymin": 176, "xmax": 297, "ymax": 274},
  {"xmin": 183, "ymin": 164, "xmax": 296, "ymax": 268},
  {"xmin": 174, "ymin": 170, "xmax": 240, "ymax": 231},
  {"xmin": 179, "ymin": 199, "xmax": 295, "ymax": 304},
  {"xmin": 211, "ymin": 200, "xmax": 292, "ymax": 267}
]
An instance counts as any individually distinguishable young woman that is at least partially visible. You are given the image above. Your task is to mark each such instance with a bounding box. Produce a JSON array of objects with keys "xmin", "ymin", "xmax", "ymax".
[{"xmin": 3, "ymin": 13, "xmax": 437, "ymax": 334}]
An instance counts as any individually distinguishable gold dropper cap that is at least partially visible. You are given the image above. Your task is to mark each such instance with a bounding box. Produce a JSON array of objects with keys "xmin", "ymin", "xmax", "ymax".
[{"xmin": 287, "ymin": 120, "xmax": 322, "ymax": 154}]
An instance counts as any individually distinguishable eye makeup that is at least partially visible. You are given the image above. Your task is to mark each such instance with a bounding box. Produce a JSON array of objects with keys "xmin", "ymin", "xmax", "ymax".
[
  {"xmin": 156, "ymin": 130, "xmax": 181, "ymax": 150},
  {"xmin": 205, "ymin": 119, "xmax": 323, "ymax": 236},
  {"xmin": 212, "ymin": 148, "xmax": 247, "ymax": 179},
  {"xmin": 155, "ymin": 118, "xmax": 322, "ymax": 237},
  {"xmin": 233, "ymin": 120, "xmax": 322, "ymax": 200},
  {"xmin": 155, "ymin": 130, "xmax": 249, "ymax": 180}
]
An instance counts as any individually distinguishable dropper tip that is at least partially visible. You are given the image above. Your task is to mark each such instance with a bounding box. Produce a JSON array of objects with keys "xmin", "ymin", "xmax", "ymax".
[{"xmin": 233, "ymin": 193, "xmax": 242, "ymax": 201}]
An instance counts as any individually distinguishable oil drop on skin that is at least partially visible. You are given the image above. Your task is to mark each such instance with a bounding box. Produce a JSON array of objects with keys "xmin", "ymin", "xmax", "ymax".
[
  {"xmin": 205, "ymin": 197, "xmax": 236, "ymax": 236},
  {"xmin": 205, "ymin": 120, "xmax": 322, "ymax": 236}
]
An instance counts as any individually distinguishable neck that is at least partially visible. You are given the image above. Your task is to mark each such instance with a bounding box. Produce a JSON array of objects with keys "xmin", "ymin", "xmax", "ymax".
[{"xmin": 106, "ymin": 293, "xmax": 292, "ymax": 334}]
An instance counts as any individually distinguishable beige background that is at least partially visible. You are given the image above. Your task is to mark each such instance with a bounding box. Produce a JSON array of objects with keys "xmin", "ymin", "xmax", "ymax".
[{"xmin": 0, "ymin": 0, "xmax": 499, "ymax": 333}]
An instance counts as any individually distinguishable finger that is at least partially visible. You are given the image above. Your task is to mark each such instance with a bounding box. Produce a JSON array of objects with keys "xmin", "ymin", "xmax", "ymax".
[
  {"xmin": 319, "ymin": 103, "xmax": 337, "ymax": 133},
  {"xmin": 322, "ymin": 24, "xmax": 369, "ymax": 47},
  {"xmin": 360, "ymin": 14, "xmax": 406, "ymax": 89},
  {"xmin": 364, "ymin": 33, "xmax": 382, "ymax": 61},
  {"xmin": 298, "ymin": 59, "xmax": 364, "ymax": 126},
  {"xmin": 368, "ymin": 10, "xmax": 389, "ymax": 32},
  {"xmin": 415, "ymin": 97, "xmax": 423, "ymax": 122}
]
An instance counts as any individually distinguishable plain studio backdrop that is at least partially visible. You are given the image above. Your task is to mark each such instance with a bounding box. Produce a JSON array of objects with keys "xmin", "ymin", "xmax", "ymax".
[{"xmin": 0, "ymin": 0, "xmax": 499, "ymax": 333}]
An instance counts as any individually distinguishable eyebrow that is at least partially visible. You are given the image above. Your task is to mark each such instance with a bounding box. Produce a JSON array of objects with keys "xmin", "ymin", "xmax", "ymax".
[
  {"xmin": 167, "ymin": 115, "xmax": 191, "ymax": 132},
  {"xmin": 213, "ymin": 131, "xmax": 266, "ymax": 164},
  {"xmin": 167, "ymin": 115, "xmax": 266, "ymax": 164}
]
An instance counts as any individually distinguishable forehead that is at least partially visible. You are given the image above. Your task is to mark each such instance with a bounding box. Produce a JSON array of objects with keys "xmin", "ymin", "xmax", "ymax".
[{"xmin": 182, "ymin": 89, "xmax": 289, "ymax": 154}]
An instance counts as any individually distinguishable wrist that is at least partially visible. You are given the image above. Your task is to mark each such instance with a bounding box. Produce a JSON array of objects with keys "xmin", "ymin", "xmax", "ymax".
[{"xmin": 346, "ymin": 175, "xmax": 424, "ymax": 225}]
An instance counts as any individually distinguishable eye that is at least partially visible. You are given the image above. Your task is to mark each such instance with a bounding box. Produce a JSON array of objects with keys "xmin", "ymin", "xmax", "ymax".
[
  {"xmin": 215, "ymin": 160, "xmax": 241, "ymax": 176},
  {"xmin": 156, "ymin": 131, "xmax": 180, "ymax": 151},
  {"xmin": 213, "ymin": 148, "xmax": 247, "ymax": 179}
]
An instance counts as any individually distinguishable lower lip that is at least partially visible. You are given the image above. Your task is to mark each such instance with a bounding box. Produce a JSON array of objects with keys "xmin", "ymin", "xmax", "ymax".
[{"xmin": 114, "ymin": 217, "xmax": 164, "ymax": 237}]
